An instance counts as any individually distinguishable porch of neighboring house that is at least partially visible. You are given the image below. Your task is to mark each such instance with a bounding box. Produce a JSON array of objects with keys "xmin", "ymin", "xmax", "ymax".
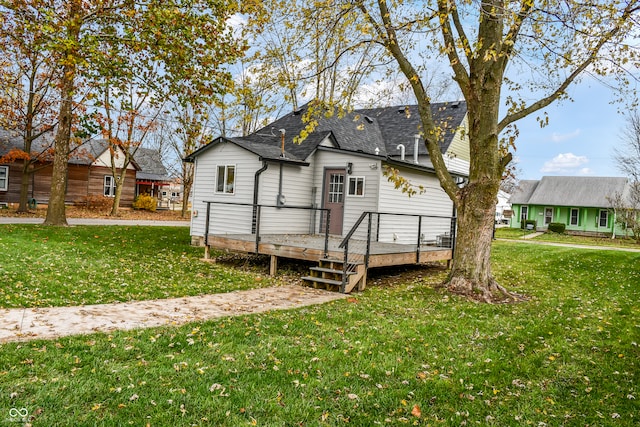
[
  {"xmin": 199, "ymin": 202, "xmax": 456, "ymax": 293},
  {"xmin": 136, "ymin": 179, "xmax": 171, "ymax": 208}
]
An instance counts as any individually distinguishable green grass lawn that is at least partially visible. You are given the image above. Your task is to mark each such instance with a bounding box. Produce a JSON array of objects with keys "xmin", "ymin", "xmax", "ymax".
[
  {"xmin": 495, "ymin": 226, "xmax": 640, "ymax": 249},
  {"xmin": 0, "ymin": 226, "xmax": 638, "ymax": 426},
  {"xmin": 0, "ymin": 225, "xmax": 276, "ymax": 308}
]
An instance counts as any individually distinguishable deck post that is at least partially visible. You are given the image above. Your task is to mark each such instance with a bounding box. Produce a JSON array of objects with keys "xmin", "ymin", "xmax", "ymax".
[
  {"xmin": 324, "ymin": 210, "xmax": 330, "ymax": 257},
  {"xmin": 204, "ymin": 202, "xmax": 211, "ymax": 259},
  {"xmin": 269, "ymin": 255, "xmax": 278, "ymax": 276},
  {"xmin": 255, "ymin": 205, "xmax": 262, "ymax": 253},
  {"xmin": 341, "ymin": 240, "xmax": 349, "ymax": 293},
  {"xmin": 416, "ymin": 215, "xmax": 422, "ymax": 263},
  {"xmin": 365, "ymin": 212, "xmax": 372, "ymax": 269}
]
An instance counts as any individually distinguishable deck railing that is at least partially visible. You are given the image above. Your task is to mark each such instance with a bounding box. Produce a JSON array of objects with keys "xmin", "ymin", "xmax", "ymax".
[
  {"xmin": 202, "ymin": 201, "xmax": 331, "ymax": 256},
  {"xmin": 201, "ymin": 201, "xmax": 456, "ymax": 293},
  {"xmin": 338, "ymin": 211, "xmax": 457, "ymax": 289}
]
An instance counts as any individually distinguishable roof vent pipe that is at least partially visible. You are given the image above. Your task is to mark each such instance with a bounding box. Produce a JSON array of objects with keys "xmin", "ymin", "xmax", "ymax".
[
  {"xmin": 396, "ymin": 144, "xmax": 405, "ymax": 161},
  {"xmin": 413, "ymin": 134, "xmax": 420, "ymax": 164}
]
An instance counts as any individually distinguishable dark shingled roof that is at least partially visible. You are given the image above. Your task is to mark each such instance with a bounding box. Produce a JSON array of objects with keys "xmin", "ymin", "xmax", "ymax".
[
  {"xmin": 510, "ymin": 176, "xmax": 628, "ymax": 208},
  {"xmin": 185, "ymin": 101, "xmax": 467, "ymax": 163},
  {"xmin": 359, "ymin": 101, "xmax": 467, "ymax": 157}
]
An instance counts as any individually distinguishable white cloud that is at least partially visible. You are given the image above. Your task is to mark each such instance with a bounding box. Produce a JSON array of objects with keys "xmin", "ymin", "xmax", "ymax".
[
  {"xmin": 550, "ymin": 129, "xmax": 581, "ymax": 143},
  {"xmin": 540, "ymin": 152, "xmax": 589, "ymax": 174},
  {"xmin": 578, "ymin": 167, "xmax": 594, "ymax": 175}
]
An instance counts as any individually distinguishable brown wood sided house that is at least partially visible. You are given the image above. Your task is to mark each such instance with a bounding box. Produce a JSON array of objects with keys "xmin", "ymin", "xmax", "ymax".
[{"xmin": 0, "ymin": 132, "xmax": 170, "ymax": 207}]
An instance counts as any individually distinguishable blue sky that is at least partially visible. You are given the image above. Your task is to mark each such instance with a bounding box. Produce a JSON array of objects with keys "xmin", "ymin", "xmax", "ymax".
[{"xmin": 511, "ymin": 80, "xmax": 629, "ymax": 180}]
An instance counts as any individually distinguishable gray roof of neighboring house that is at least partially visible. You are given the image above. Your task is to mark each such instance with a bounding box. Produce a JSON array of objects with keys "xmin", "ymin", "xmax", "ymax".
[
  {"xmin": 185, "ymin": 101, "xmax": 467, "ymax": 164},
  {"xmin": 510, "ymin": 176, "xmax": 628, "ymax": 208},
  {"xmin": 134, "ymin": 147, "xmax": 170, "ymax": 181},
  {"xmin": 509, "ymin": 180, "xmax": 540, "ymax": 205}
]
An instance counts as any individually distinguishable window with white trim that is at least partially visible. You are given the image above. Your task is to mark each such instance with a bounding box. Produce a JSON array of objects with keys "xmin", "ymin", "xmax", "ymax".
[
  {"xmin": 598, "ymin": 209, "xmax": 608, "ymax": 228},
  {"xmin": 347, "ymin": 176, "xmax": 365, "ymax": 196},
  {"xmin": 104, "ymin": 176, "xmax": 115, "ymax": 197},
  {"xmin": 216, "ymin": 165, "xmax": 235, "ymax": 194},
  {"xmin": 570, "ymin": 208, "xmax": 579, "ymax": 226},
  {"xmin": 0, "ymin": 166, "xmax": 8, "ymax": 191}
]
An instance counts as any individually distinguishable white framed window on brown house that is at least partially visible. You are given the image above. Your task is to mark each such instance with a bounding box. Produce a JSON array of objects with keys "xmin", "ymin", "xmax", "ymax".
[
  {"xmin": 598, "ymin": 209, "xmax": 608, "ymax": 228},
  {"xmin": 570, "ymin": 208, "xmax": 579, "ymax": 226},
  {"xmin": 104, "ymin": 176, "xmax": 115, "ymax": 197},
  {"xmin": 0, "ymin": 166, "xmax": 8, "ymax": 191},
  {"xmin": 347, "ymin": 176, "xmax": 365, "ymax": 196},
  {"xmin": 216, "ymin": 165, "xmax": 235, "ymax": 194}
]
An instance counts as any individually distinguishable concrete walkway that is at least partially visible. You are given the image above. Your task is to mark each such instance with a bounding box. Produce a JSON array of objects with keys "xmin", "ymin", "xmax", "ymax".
[
  {"xmin": 0, "ymin": 285, "xmax": 346, "ymax": 343},
  {"xmin": 496, "ymin": 237, "xmax": 640, "ymax": 253},
  {"xmin": 522, "ymin": 231, "xmax": 545, "ymax": 239},
  {"xmin": 0, "ymin": 217, "xmax": 189, "ymax": 226}
]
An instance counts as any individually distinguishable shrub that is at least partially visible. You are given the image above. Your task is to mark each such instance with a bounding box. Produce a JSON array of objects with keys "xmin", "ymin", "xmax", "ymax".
[
  {"xmin": 548, "ymin": 222, "xmax": 566, "ymax": 233},
  {"xmin": 133, "ymin": 194, "xmax": 157, "ymax": 211},
  {"xmin": 75, "ymin": 195, "xmax": 113, "ymax": 212}
]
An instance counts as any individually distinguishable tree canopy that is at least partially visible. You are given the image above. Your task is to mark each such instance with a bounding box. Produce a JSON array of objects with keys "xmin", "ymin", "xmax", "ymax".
[{"xmin": 252, "ymin": 0, "xmax": 640, "ymax": 301}]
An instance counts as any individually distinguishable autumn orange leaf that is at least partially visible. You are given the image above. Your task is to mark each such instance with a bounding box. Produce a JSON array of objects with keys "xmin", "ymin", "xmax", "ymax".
[{"xmin": 411, "ymin": 404, "xmax": 422, "ymax": 418}]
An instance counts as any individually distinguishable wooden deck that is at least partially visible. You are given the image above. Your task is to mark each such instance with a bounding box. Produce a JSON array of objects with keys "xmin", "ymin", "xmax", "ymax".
[{"xmin": 206, "ymin": 233, "xmax": 452, "ymax": 269}]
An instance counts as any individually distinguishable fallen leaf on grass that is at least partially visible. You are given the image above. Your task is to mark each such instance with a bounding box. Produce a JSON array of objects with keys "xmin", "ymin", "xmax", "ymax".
[{"xmin": 411, "ymin": 404, "xmax": 421, "ymax": 418}]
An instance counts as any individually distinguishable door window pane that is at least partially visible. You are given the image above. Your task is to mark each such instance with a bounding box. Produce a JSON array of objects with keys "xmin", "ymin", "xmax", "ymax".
[{"xmin": 329, "ymin": 173, "xmax": 344, "ymax": 203}]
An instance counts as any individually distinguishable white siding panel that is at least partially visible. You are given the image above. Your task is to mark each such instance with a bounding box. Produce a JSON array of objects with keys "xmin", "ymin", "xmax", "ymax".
[
  {"xmin": 190, "ymin": 142, "xmax": 262, "ymax": 237},
  {"xmin": 377, "ymin": 166, "xmax": 454, "ymax": 244},
  {"xmin": 257, "ymin": 162, "xmax": 315, "ymax": 234}
]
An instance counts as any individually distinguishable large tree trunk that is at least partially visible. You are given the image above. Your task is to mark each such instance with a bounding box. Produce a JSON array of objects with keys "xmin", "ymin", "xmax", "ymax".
[
  {"xmin": 44, "ymin": 1, "xmax": 80, "ymax": 226},
  {"xmin": 110, "ymin": 174, "xmax": 125, "ymax": 216},
  {"xmin": 446, "ymin": 179, "xmax": 518, "ymax": 302},
  {"xmin": 44, "ymin": 72, "xmax": 73, "ymax": 226},
  {"xmin": 17, "ymin": 161, "xmax": 31, "ymax": 212},
  {"xmin": 180, "ymin": 162, "xmax": 193, "ymax": 218}
]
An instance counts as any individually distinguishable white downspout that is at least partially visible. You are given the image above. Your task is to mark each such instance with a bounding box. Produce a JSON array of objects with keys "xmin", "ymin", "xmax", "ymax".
[
  {"xmin": 413, "ymin": 134, "xmax": 420, "ymax": 164},
  {"xmin": 396, "ymin": 144, "xmax": 405, "ymax": 161}
]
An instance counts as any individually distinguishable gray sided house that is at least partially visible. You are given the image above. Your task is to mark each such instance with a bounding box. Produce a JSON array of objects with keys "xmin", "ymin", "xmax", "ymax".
[
  {"xmin": 187, "ymin": 101, "xmax": 469, "ymax": 244},
  {"xmin": 510, "ymin": 176, "xmax": 629, "ymax": 235},
  {"xmin": 186, "ymin": 101, "xmax": 469, "ymax": 292}
]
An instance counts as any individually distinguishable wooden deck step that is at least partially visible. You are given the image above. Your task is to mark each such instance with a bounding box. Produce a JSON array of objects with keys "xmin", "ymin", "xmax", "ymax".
[
  {"xmin": 309, "ymin": 267, "xmax": 356, "ymax": 275},
  {"xmin": 303, "ymin": 257, "xmax": 368, "ymax": 294},
  {"xmin": 301, "ymin": 276, "xmax": 343, "ymax": 287}
]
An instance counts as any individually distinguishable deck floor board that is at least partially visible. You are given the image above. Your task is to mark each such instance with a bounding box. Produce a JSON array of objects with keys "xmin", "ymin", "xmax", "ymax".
[{"xmin": 206, "ymin": 233, "xmax": 452, "ymax": 267}]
